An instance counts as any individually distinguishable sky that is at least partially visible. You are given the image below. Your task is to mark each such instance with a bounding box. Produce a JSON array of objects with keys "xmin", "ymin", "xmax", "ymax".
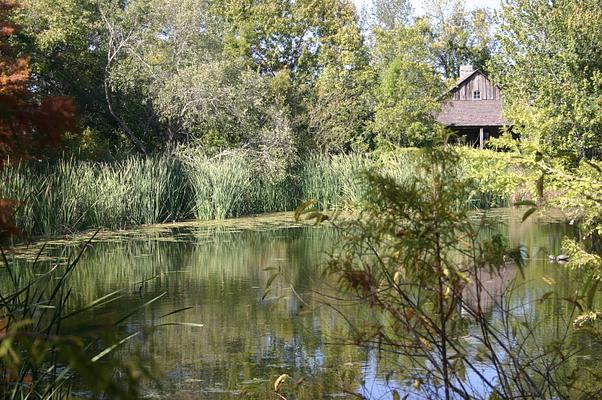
[{"xmin": 353, "ymin": 0, "xmax": 501, "ymax": 15}]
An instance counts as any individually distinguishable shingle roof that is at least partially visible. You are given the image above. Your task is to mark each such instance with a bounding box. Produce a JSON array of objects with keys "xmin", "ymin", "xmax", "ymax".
[{"xmin": 436, "ymin": 99, "xmax": 508, "ymax": 127}]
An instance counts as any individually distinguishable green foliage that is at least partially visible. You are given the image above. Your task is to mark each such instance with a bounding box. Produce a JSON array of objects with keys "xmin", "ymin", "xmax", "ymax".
[
  {"xmin": 370, "ymin": 21, "xmax": 447, "ymax": 147},
  {"xmin": 179, "ymin": 149, "xmax": 254, "ymax": 220},
  {"xmin": 177, "ymin": 146, "xmax": 300, "ymax": 220},
  {"xmin": 309, "ymin": 12, "xmax": 374, "ymax": 153},
  {"xmin": 489, "ymin": 0, "xmax": 602, "ymax": 335},
  {"xmin": 10, "ymin": 0, "xmax": 500, "ymax": 157},
  {"xmin": 151, "ymin": 61, "xmax": 268, "ymax": 146},
  {"xmin": 301, "ymin": 150, "xmax": 426, "ymax": 210},
  {"xmin": 0, "ymin": 156, "xmax": 192, "ymax": 238},
  {"xmin": 527, "ymin": 153, "xmax": 602, "ymax": 321},
  {"xmin": 319, "ymin": 147, "xmax": 602, "ymax": 399},
  {"xmin": 215, "ymin": 0, "xmax": 361, "ymax": 83},
  {"xmin": 62, "ymin": 127, "xmax": 116, "ymax": 161},
  {"xmin": 370, "ymin": 0, "xmax": 413, "ymax": 30},
  {"xmin": 493, "ymin": 0, "xmax": 602, "ymax": 159},
  {"xmin": 457, "ymin": 147, "xmax": 534, "ymax": 207},
  {"xmin": 214, "ymin": 0, "xmax": 374, "ymax": 152},
  {"xmin": 469, "ymin": 139, "xmax": 602, "ymax": 335},
  {"xmin": 300, "ymin": 153, "xmax": 373, "ymax": 211},
  {"xmin": 100, "ymin": 0, "xmax": 220, "ymax": 147},
  {"xmin": 425, "ymin": 0, "xmax": 494, "ymax": 78},
  {"xmin": 373, "ymin": 54, "xmax": 445, "ymax": 146},
  {"xmin": 1, "ymin": 148, "xmax": 522, "ymax": 240},
  {"xmin": 14, "ymin": 0, "xmax": 118, "ymax": 153}
]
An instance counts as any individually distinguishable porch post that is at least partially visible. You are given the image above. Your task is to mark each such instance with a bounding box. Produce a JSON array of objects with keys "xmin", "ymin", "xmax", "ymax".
[{"xmin": 479, "ymin": 127, "xmax": 484, "ymax": 149}]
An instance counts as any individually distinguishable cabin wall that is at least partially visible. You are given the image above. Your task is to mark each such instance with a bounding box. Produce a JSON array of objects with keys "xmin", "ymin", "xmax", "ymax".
[{"xmin": 452, "ymin": 73, "xmax": 500, "ymax": 100}]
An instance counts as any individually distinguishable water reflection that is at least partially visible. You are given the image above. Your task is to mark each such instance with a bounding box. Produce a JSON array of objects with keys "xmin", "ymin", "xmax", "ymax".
[{"xmin": 3, "ymin": 209, "xmax": 579, "ymax": 398}]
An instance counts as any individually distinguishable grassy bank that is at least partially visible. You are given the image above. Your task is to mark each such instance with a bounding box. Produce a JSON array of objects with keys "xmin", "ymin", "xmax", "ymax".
[{"xmin": 0, "ymin": 147, "xmax": 529, "ymax": 239}]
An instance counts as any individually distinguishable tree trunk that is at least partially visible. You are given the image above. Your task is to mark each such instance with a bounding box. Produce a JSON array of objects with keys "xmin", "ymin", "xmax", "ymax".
[{"xmin": 104, "ymin": 78, "xmax": 149, "ymax": 157}]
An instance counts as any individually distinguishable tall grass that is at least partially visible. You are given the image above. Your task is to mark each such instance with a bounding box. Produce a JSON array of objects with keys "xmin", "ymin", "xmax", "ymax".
[
  {"xmin": 301, "ymin": 153, "xmax": 372, "ymax": 209},
  {"xmin": 0, "ymin": 148, "xmax": 517, "ymax": 239},
  {"xmin": 179, "ymin": 150, "xmax": 254, "ymax": 219},
  {"xmin": 1, "ymin": 156, "xmax": 192, "ymax": 238},
  {"xmin": 300, "ymin": 149, "xmax": 424, "ymax": 209}
]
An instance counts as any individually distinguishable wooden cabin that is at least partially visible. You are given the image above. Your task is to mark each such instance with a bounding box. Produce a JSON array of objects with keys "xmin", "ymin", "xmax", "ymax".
[{"xmin": 436, "ymin": 66, "xmax": 509, "ymax": 148}]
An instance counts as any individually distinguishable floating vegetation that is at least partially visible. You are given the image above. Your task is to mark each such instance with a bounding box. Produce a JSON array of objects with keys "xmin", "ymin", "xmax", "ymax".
[{"xmin": 5, "ymin": 212, "xmax": 310, "ymax": 262}]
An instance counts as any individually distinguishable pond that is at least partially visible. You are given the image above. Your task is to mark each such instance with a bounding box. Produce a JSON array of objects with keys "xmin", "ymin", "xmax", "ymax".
[{"xmin": 3, "ymin": 208, "xmax": 579, "ymax": 399}]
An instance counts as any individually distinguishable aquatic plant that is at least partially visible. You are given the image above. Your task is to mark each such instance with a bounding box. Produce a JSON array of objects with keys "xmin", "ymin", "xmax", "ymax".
[
  {"xmin": 0, "ymin": 156, "xmax": 192, "ymax": 239},
  {"xmin": 177, "ymin": 149, "xmax": 256, "ymax": 220},
  {"xmin": 0, "ymin": 148, "xmax": 518, "ymax": 240}
]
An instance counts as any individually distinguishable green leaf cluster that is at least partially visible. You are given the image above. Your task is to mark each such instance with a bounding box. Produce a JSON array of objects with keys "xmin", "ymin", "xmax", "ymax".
[{"xmin": 493, "ymin": 0, "xmax": 602, "ymax": 159}]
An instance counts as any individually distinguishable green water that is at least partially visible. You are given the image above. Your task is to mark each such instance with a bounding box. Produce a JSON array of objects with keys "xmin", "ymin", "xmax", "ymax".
[{"xmin": 3, "ymin": 209, "xmax": 579, "ymax": 398}]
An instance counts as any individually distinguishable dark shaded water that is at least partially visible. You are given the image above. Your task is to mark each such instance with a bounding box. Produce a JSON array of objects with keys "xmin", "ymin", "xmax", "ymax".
[{"xmin": 4, "ymin": 209, "xmax": 578, "ymax": 399}]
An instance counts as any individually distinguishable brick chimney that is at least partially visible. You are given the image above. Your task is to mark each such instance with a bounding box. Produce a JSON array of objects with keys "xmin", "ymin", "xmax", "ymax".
[{"xmin": 459, "ymin": 65, "xmax": 474, "ymax": 80}]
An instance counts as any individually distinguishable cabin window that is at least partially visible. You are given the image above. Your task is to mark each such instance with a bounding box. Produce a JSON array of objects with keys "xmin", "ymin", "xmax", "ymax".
[{"xmin": 473, "ymin": 90, "xmax": 481, "ymax": 100}]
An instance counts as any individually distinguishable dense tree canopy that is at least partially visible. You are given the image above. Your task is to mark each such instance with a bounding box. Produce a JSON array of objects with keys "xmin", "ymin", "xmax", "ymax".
[
  {"xmin": 368, "ymin": 0, "xmax": 413, "ymax": 30},
  {"xmin": 370, "ymin": 21, "xmax": 446, "ymax": 147},
  {"xmin": 7, "ymin": 0, "xmax": 495, "ymax": 157},
  {"xmin": 1, "ymin": 0, "xmax": 76, "ymax": 160},
  {"xmin": 493, "ymin": 0, "xmax": 602, "ymax": 160},
  {"xmin": 2, "ymin": 0, "xmax": 602, "ymax": 393},
  {"xmin": 425, "ymin": 0, "xmax": 494, "ymax": 78},
  {"xmin": 2, "ymin": 0, "xmax": 598, "ymax": 164}
]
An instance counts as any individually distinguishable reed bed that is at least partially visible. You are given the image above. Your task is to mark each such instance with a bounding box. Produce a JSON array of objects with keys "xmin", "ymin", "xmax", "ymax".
[
  {"xmin": 0, "ymin": 148, "xmax": 515, "ymax": 239},
  {"xmin": 301, "ymin": 153, "xmax": 371, "ymax": 209},
  {"xmin": 177, "ymin": 149, "xmax": 299, "ymax": 220},
  {"xmin": 1, "ymin": 157, "xmax": 192, "ymax": 238},
  {"xmin": 178, "ymin": 150, "xmax": 254, "ymax": 219}
]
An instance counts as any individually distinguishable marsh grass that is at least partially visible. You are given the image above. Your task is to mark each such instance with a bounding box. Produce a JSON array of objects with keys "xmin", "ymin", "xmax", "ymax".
[
  {"xmin": 301, "ymin": 154, "xmax": 366, "ymax": 210},
  {"xmin": 179, "ymin": 151, "xmax": 254, "ymax": 220},
  {"xmin": 1, "ymin": 148, "xmax": 516, "ymax": 239},
  {"xmin": 301, "ymin": 149, "xmax": 424, "ymax": 209},
  {"xmin": 1, "ymin": 157, "xmax": 193, "ymax": 238}
]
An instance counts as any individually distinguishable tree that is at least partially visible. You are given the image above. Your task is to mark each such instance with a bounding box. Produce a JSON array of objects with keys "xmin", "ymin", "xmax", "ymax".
[
  {"xmin": 100, "ymin": 0, "xmax": 287, "ymax": 152},
  {"xmin": 12, "ymin": 0, "xmax": 377, "ymax": 156},
  {"xmin": 308, "ymin": 2, "xmax": 374, "ymax": 153},
  {"xmin": 214, "ymin": 0, "xmax": 373, "ymax": 151},
  {"xmin": 370, "ymin": 21, "xmax": 446, "ymax": 148},
  {"xmin": 0, "ymin": 0, "xmax": 76, "ymax": 160},
  {"xmin": 425, "ymin": 0, "xmax": 494, "ymax": 78},
  {"xmin": 371, "ymin": 0, "xmax": 413, "ymax": 30},
  {"xmin": 1, "ymin": 0, "xmax": 76, "ymax": 239},
  {"xmin": 215, "ymin": 0, "xmax": 353, "ymax": 82},
  {"xmin": 493, "ymin": 0, "xmax": 602, "ymax": 159},
  {"xmin": 13, "ymin": 0, "xmax": 117, "ymax": 159}
]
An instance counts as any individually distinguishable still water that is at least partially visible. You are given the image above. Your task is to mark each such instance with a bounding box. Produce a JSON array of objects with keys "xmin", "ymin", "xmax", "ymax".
[{"xmin": 6, "ymin": 208, "xmax": 576, "ymax": 399}]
